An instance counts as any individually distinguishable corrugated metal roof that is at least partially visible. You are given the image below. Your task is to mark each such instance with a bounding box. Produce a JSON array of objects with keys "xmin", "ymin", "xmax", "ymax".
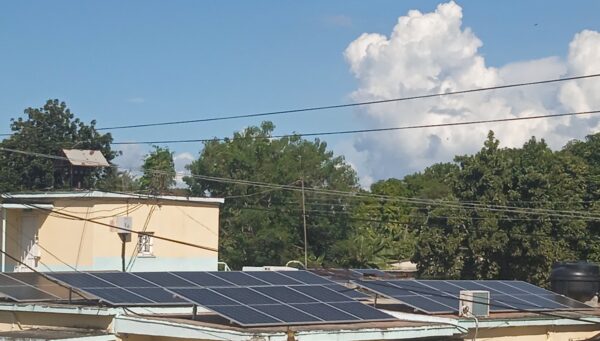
[{"xmin": 62, "ymin": 149, "xmax": 110, "ymax": 167}]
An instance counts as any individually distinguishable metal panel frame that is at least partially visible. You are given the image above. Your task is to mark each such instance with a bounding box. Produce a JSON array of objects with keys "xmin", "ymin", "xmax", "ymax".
[{"xmin": 353, "ymin": 279, "xmax": 593, "ymax": 314}]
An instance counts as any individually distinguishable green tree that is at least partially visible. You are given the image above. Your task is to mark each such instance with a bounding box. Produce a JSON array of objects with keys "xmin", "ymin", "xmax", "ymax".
[
  {"xmin": 184, "ymin": 121, "xmax": 359, "ymax": 269},
  {"xmin": 413, "ymin": 132, "xmax": 589, "ymax": 285},
  {"xmin": 0, "ymin": 99, "xmax": 117, "ymax": 192},
  {"xmin": 563, "ymin": 132, "xmax": 600, "ymax": 263},
  {"xmin": 97, "ymin": 170, "xmax": 140, "ymax": 192},
  {"xmin": 139, "ymin": 146, "xmax": 176, "ymax": 194},
  {"xmin": 334, "ymin": 179, "xmax": 415, "ymax": 268}
]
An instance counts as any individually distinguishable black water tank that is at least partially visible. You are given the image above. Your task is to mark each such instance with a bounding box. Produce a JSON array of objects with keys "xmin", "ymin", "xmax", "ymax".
[{"xmin": 550, "ymin": 261, "xmax": 600, "ymax": 303}]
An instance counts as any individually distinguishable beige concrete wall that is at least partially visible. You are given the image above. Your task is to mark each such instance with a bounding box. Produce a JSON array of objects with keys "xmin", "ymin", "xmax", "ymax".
[
  {"xmin": 4, "ymin": 198, "xmax": 220, "ymax": 272},
  {"xmin": 467, "ymin": 324, "xmax": 600, "ymax": 340},
  {"xmin": 0, "ymin": 311, "xmax": 112, "ymax": 332}
]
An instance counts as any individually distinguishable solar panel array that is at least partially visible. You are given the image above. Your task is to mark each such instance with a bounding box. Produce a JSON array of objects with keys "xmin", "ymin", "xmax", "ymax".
[
  {"xmin": 354, "ymin": 279, "xmax": 591, "ymax": 314},
  {"xmin": 0, "ymin": 272, "xmax": 78, "ymax": 302},
  {"xmin": 42, "ymin": 271, "xmax": 394, "ymax": 326}
]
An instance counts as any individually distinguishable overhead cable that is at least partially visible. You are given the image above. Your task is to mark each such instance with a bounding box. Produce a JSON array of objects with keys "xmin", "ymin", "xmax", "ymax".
[{"xmin": 110, "ymin": 109, "xmax": 600, "ymax": 145}]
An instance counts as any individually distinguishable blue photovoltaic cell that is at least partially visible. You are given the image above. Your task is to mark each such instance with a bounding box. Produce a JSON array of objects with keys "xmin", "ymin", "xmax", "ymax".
[
  {"xmin": 395, "ymin": 294, "xmax": 455, "ymax": 313},
  {"xmin": 132, "ymin": 288, "xmax": 188, "ymax": 304},
  {"xmin": 0, "ymin": 273, "xmax": 72, "ymax": 301},
  {"xmin": 279, "ymin": 271, "xmax": 333, "ymax": 285},
  {"xmin": 0, "ymin": 274, "xmax": 26, "ymax": 286},
  {"xmin": 207, "ymin": 305, "xmax": 281, "ymax": 325},
  {"xmin": 172, "ymin": 272, "xmax": 234, "ymax": 287},
  {"xmin": 49, "ymin": 273, "xmax": 115, "ymax": 289},
  {"xmin": 324, "ymin": 284, "xmax": 370, "ymax": 299},
  {"xmin": 83, "ymin": 287, "xmax": 152, "ymax": 304},
  {"xmin": 169, "ymin": 288, "xmax": 237, "ymax": 306},
  {"xmin": 252, "ymin": 304, "xmax": 321, "ymax": 323},
  {"xmin": 243, "ymin": 271, "xmax": 302, "ymax": 285},
  {"xmin": 34, "ymin": 271, "xmax": 397, "ymax": 326},
  {"xmin": 210, "ymin": 272, "xmax": 269, "ymax": 286},
  {"xmin": 251, "ymin": 286, "xmax": 316, "ymax": 304},
  {"xmin": 134, "ymin": 272, "xmax": 196, "ymax": 288},
  {"xmin": 291, "ymin": 303, "xmax": 359, "ymax": 321},
  {"xmin": 291, "ymin": 285, "xmax": 353, "ymax": 302},
  {"xmin": 93, "ymin": 273, "xmax": 158, "ymax": 288},
  {"xmin": 501, "ymin": 281, "xmax": 551, "ymax": 295},
  {"xmin": 0, "ymin": 285, "xmax": 60, "ymax": 301},
  {"xmin": 354, "ymin": 279, "xmax": 593, "ymax": 314},
  {"xmin": 329, "ymin": 302, "xmax": 395, "ymax": 320},
  {"xmin": 211, "ymin": 287, "xmax": 279, "ymax": 305},
  {"xmin": 357, "ymin": 281, "xmax": 413, "ymax": 297},
  {"xmin": 541, "ymin": 294, "xmax": 590, "ymax": 309}
]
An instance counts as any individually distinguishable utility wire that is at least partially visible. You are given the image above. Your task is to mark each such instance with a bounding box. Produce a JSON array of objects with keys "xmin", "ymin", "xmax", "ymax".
[
  {"xmin": 111, "ymin": 109, "xmax": 600, "ymax": 145},
  {"xmin": 2, "ymin": 146, "xmax": 600, "ymax": 220},
  {"xmin": 2, "ymin": 73, "xmax": 599, "ymax": 137},
  {"xmin": 1, "ymin": 194, "xmax": 219, "ymax": 253},
  {"xmin": 58, "ymin": 73, "xmax": 600, "ymax": 133}
]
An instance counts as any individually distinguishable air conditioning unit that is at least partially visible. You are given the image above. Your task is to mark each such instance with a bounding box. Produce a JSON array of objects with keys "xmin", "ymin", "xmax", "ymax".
[
  {"xmin": 115, "ymin": 216, "xmax": 132, "ymax": 234},
  {"xmin": 459, "ymin": 290, "xmax": 490, "ymax": 317}
]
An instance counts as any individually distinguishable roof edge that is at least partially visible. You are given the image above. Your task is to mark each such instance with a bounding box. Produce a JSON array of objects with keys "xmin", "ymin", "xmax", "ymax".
[{"xmin": 2, "ymin": 191, "xmax": 224, "ymax": 204}]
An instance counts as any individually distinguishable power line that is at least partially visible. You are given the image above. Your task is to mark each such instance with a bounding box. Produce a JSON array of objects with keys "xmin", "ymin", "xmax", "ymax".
[
  {"xmin": 62, "ymin": 73, "xmax": 600, "ymax": 132},
  {"xmin": 1, "ymin": 194, "xmax": 219, "ymax": 253},
  {"xmin": 110, "ymin": 109, "xmax": 600, "ymax": 145},
  {"xmin": 1, "ymin": 73, "xmax": 599, "ymax": 138},
  {"xmin": 2, "ymin": 146, "xmax": 600, "ymax": 220}
]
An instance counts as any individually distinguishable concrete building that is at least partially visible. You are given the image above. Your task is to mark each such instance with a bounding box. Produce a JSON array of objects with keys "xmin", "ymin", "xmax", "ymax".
[
  {"xmin": 0, "ymin": 295, "xmax": 598, "ymax": 340},
  {"xmin": 0, "ymin": 191, "xmax": 223, "ymax": 272}
]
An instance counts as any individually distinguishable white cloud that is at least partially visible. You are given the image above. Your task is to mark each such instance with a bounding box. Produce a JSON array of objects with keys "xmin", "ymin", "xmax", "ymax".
[
  {"xmin": 341, "ymin": 1, "xmax": 600, "ymax": 186},
  {"xmin": 173, "ymin": 152, "xmax": 195, "ymax": 187},
  {"xmin": 113, "ymin": 144, "xmax": 146, "ymax": 173}
]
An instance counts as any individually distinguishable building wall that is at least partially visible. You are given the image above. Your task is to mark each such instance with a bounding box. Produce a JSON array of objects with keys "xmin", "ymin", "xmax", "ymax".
[
  {"xmin": 468, "ymin": 324, "xmax": 600, "ymax": 340},
  {"xmin": 0, "ymin": 310, "xmax": 113, "ymax": 332},
  {"xmin": 3, "ymin": 198, "xmax": 220, "ymax": 272}
]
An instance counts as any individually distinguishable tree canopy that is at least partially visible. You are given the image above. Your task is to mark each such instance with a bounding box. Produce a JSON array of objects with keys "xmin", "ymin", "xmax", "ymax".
[
  {"xmin": 0, "ymin": 100, "xmax": 117, "ymax": 192},
  {"xmin": 413, "ymin": 132, "xmax": 592, "ymax": 285},
  {"xmin": 184, "ymin": 121, "xmax": 359, "ymax": 269},
  {"xmin": 139, "ymin": 146, "xmax": 176, "ymax": 194}
]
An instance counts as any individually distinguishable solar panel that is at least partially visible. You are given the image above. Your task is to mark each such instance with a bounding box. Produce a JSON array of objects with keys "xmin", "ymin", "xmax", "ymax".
[
  {"xmin": 323, "ymin": 284, "xmax": 370, "ymax": 299},
  {"xmin": 173, "ymin": 284, "xmax": 395, "ymax": 326},
  {"xmin": 42, "ymin": 270, "xmax": 395, "ymax": 326},
  {"xmin": 46, "ymin": 272, "xmax": 189, "ymax": 306},
  {"xmin": 92, "ymin": 272, "xmax": 158, "ymax": 288},
  {"xmin": 4, "ymin": 273, "xmax": 76, "ymax": 301},
  {"xmin": 0, "ymin": 273, "xmax": 65, "ymax": 302},
  {"xmin": 171, "ymin": 272, "xmax": 234, "ymax": 287},
  {"xmin": 210, "ymin": 272, "xmax": 269, "ymax": 286},
  {"xmin": 353, "ymin": 279, "xmax": 592, "ymax": 314},
  {"xmin": 49, "ymin": 272, "xmax": 115, "ymax": 289},
  {"xmin": 242, "ymin": 271, "xmax": 302, "ymax": 285},
  {"xmin": 277, "ymin": 271, "xmax": 333, "ymax": 285},
  {"xmin": 134, "ymin": 272, "xmax": 196, "ymax": 287}
]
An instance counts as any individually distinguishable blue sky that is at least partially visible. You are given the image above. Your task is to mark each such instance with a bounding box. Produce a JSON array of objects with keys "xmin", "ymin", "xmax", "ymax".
[{"xmin": 1, "ymin": 1, "xmax": 600, "ymax": 183}]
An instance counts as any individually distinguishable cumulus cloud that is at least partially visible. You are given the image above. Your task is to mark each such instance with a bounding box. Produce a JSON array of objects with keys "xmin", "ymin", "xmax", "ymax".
[
  {"xmin": 113, "ymin": 144, "xmax": 146, "ymax": 173},
  {"xmin": 173, "ymin": 152, "xmax": 194, "ymax": 187},
  {"xmin": 341, "ymin": 1, "xmax": 600, "ymax": 186}
]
